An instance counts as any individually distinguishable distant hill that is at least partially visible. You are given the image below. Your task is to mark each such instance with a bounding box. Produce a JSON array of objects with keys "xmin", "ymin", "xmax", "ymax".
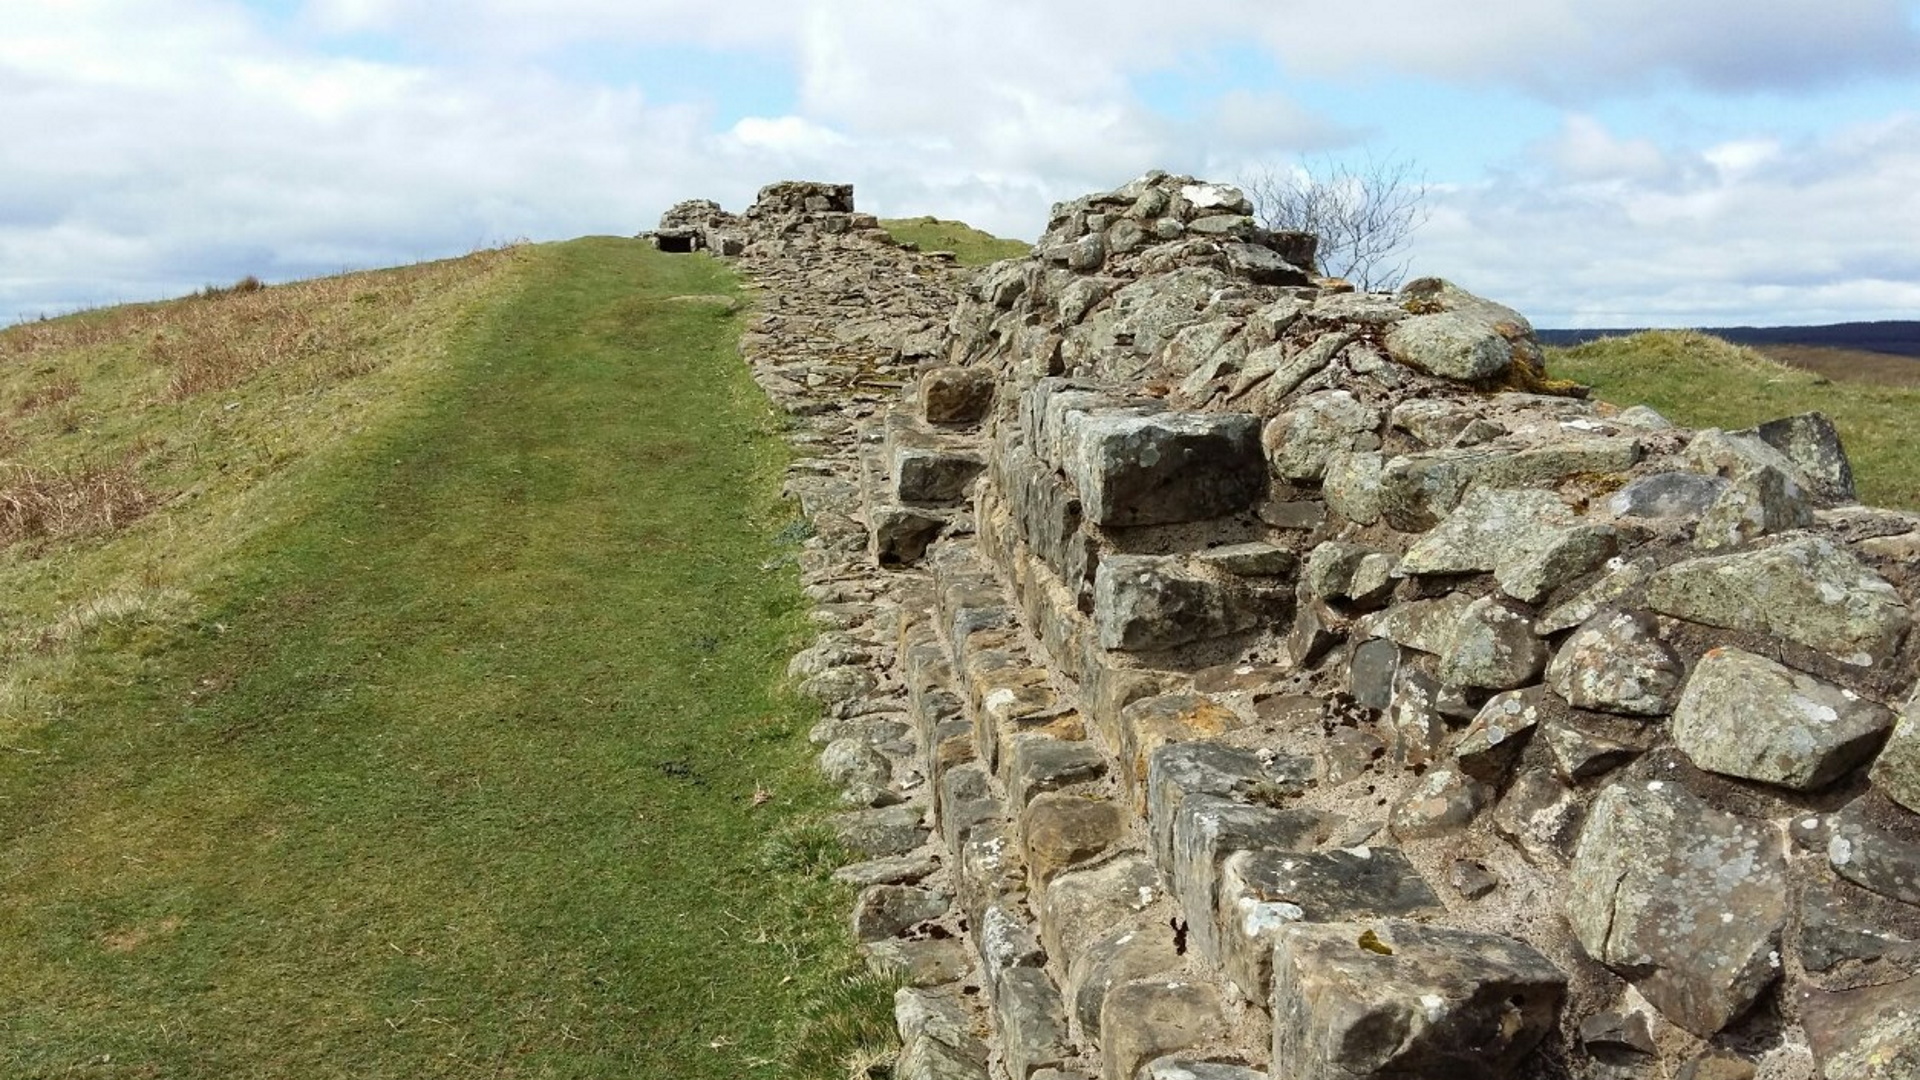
[{"xmin": 1538, "ymin": 320, "xmax": 1920, "ymax": 359}]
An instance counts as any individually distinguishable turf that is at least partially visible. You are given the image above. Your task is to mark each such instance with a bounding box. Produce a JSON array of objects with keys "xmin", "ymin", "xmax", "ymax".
[
  {"xmin": 880, "ymin": 216, "xmax": 1030, "ymax": 266},
  {"xmin": 1548, "ymin": 329, "xmax": 1920, "ymax": 511},
  {"xmin": 0, "ymin": 239, "xmax": 885, "ymax": 1079}
]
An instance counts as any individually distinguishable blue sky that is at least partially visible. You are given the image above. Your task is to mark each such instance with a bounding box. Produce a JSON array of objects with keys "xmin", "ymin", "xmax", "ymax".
[{"xmin": 5, "ymin": 0, "xmax": 1919, "ymax": 328}]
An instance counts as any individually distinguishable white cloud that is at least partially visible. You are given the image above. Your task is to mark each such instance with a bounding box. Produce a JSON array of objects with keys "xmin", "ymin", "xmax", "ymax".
[{"xmin": 1417, "ymin": 113, "xmax": 1920, "ymax": 325}]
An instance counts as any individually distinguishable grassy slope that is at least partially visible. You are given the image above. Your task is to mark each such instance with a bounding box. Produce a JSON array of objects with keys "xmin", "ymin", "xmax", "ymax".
[
  {"xmin": 880, "ymin": 216, "xmax": 1029, "ymax": 266},
  {"xmin": 0, "ymin": 240, "xmax": 884, "ymax": 1078},
  {"xmin": 1549, "ymin": 329, "xmax": 1920, "ymax": 510}
]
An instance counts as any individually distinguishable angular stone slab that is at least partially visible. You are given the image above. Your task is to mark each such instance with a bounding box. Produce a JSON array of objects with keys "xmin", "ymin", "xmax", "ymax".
[
  {"xmin": 1821, "ymin": 802, "xmax": 1920, "ymax": 906},
  {"xmin": 1147, "ymin": 739, "xmax": 1316, "ymax": 872},
  {"xmin": 1120, "ymin": 695, "xmax": 1250, "ymax": 813},
  {"xmin": 1398, "ymin": 487, "xmax": 1617, "ymax": 604},
  {"xmin": 1006, "ymin": 738, "xmax": 1109, "ymax": 810},
  {"xmin": 920, "ymin": 365, "xmax": 996, "ymax": 425},
  {"xmin": 1216, "ymin": 846, "xmax": 1442, "ymax": 1004},
  {"xmin": 1022, "ymin": 792, "xmax": 1126, "ymax": 890},
  {"xmin": 1747, "ymin": 412, "xmax": 1856, "ymax": 503},
  {"xmin": 1547, "ymin": 609, "xmax": 1684, "ymax": 717},
  {"xmin": 1064, "ymin": 410, "xmax": 1264, "ymax": 527},
  {"xmin": 1799, "ymin": 977, "xmax": 1920, "ymax": 1080},
  {"xmin": 1041, "ymin": 854, "xmax": 1161, "ymax": 974},
  {"xmin": 1644, "ymin": 535, "xmax": 1909, "ymax": 667},
  {"xmin": 1064, "ymin": 919, "xmax": 1184, "ymax": 1042},
  {"xmin": 1384, "ymin": 312, "xmax": 1514, "ymax": 380},
  {"xmin": 853, "ymin": 884, "xmax": 951, "ymax": 942},
  {"xmin": 835, "ymin": 804, "xmax": 930, "ymax": 858},
  {"xmin": 1673, "ymin": 647, "xmax": 1894, "ymax": 791},
  {"xmin": 1264, "ymin": 390, "xmax": 1382, "ymax": 481},
  {"xmin": 897, "ymin": 1034, "xmax": 991, "ymax": 1080},
  {"xmin": 1436, "ymin": 595, "xmax": 1548, "ymax": 691},
  {"xmin": 1270, "ymin": 920, "xmax": 1566, "ymax": 1080},
  {"xmin": 1568, "ymin": 779, "xmax": 1788, "ymax": 1036}
]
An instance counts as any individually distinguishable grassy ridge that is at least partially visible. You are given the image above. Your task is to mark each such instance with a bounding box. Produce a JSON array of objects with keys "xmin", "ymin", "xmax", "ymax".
[
  {"xmin": 880, "ymin": 216, "xmax": 1029, "ymax": 266},
  {"xmin": 1549, "ymin": 329, "xmax": 1920, "ymax": 510},
  {"xmin": 0, "ymin": 240, "xmax": 885, "ymax": 1078}
]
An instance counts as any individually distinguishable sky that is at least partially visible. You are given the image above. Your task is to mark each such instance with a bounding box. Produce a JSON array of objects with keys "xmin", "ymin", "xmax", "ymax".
[{"xmin": 4, "ymin": 0, "xmax": 1919, "ymax": 328}]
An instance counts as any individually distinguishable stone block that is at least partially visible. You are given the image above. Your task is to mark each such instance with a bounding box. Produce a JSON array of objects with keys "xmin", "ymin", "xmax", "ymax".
[
  {"xmin": 1169, "ymin": 794, "xmax": 1333, "ymax": 966},
  {"xmin": 1435, "ymin": 595, "xmax": 1548, "ymax": 691},
  {"xmin": 1747, "ymin": 411, "xmax": 1855, "ymax": 503},
  {"xmin": 1022, "ymin": 793, "xmax": 1127, "ymax": 890},
  {"xmin": 1142, "ymin": 1061, "xmax": 1265, "ymax": 1080},
  {"xmin": 1120, "ymin": 694, "xmax": 1250, "ymax": 813},
  {"xmin": 1005, "ymin": 738, "xmax": 1109, "ymax": 810},
  {"xmin": 1397, "ymin": 486, "xmax": 1618, "ymax": 604},
  {"xmin": 977, "ymin": 899, "xmax": 1047, "ymax": 992},
  {"xmin": 864, "ymin": 937, "xmax": 970, "ymax": 987},
  {"xmin": 872, "ymin": 504, "xmax": 946, "ymax": 567},
  {"xmin": 1041, "ymin": 854, "xmax": 1161, "ymax": 973},
  {"xmin": 1270, "ymin": 920, "xmax": 1566, "ymax": 1080},
  {"xmin": 1064, "ymin": 411, "xmax": 1265, "ymax": 527},
  {"xmin": 1672, "ymin": 647, "xmax": 1894, "ymax": 791},
  {"xmin": 853, "ymin": 884, "xmax": 951, "ymax": 942},
  {"xmin": 1215, "ymin": 846, "xmax": 1441, "ymax": 1005},
  {"xmin": 1546, "ymin": 609, "xmax": 1683, "ymax": 717},
  {"xmin": 920, "ymin": 366, "xmax": 996, "ymax": 425},
  {"xmin": 1389, "ymin": 767, "xmax": 1490, "ymax": 840},
  {"xmin": 1384, "ymin": 312, "xmax": 1514, "ymax": 380},
  {"xmin": 957, "ymin": 823, "xmax": 1024, "ymax": 926},
  {"xmin": 1568, "ymin": 779, "xmax": 1788, "ymax": 1036},
  {"xmin": 1099, "ymin": 979, "xmax": 1226, "ymax": 1080},
  {"xmin": 1146, "ymin": 740, "xmax": 1315, "ymax": 873},
  {"xmin": 835, "ymin": 803, "xmax": 929, "ymax": 858},
  {"xmin": 996, "ymin": 966, "xmax": 1072, "ymax": 1079},
  {"xmin": 938, "ymin": 763, "xmax": 1003, "ymax": 855},
  {"xmin": 1094, "ymin": 555, "xmax": 1256, "ymax": 652},
  {"xmin": 897, "ymin": 1034, "xmax": 991, "ymax": 1080},
  {"xmin": 1800, "ymin": 976, "xmax": 1920, "ymax": 1080},
  {"xmin": 1870, "ymin": 692, "xmax": 1920, "ymax": 813},
  {"xmin": 1064, "ymin": 919, "xmax": 1184, "ymax": 1042}
]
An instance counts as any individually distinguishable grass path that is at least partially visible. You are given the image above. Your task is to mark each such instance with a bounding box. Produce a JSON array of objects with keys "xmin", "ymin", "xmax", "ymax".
[{"xmin": 0, "ymin": 238, "xmax": 879, "ymax": 1078}]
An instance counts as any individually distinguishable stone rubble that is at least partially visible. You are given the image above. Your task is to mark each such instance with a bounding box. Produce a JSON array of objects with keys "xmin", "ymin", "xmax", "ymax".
[{"xmin": 651, "ymin": 172, "xmax": 1920, "ymax": 1080}]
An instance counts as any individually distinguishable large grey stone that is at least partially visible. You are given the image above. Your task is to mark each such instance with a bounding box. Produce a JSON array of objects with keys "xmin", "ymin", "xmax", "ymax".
[
  {"xmin": 1063, "ymin": 920, "xmax": 1183, "ymax": 1041},
  {"xmin": 1040, "ymin": 855, "xmax": 1161, "ymax": 972},
  {"xmin": 1568, "ymin": 779, "xmax": 1788, "ymax": 1036},
  {"xmin": 1167, "ymin": 793, "xmax": 1333, "ymax": 965},
  {"xmin": 1384, "ymin": 312, "xmax": 1514, "ymax": 380},
  {"xmin": 1546, "ymin": 610, "xmax": 1684, "ymax": 717},
  {"xmin": 1361, "ymin": 593, "xmax": 1474, "ymax": 656},
  {"xmin": 897, "ymin": 1034, "xmax": 991, "ymax": 1080},
  {"xmin": 1094, "ymin": 555, "xmax": 1253, "ymax": 651},
  {"xmin": 1215, "ymin": 846, "xmax": 1441, "ymax": 1004},
  {"xmin": 1322, "ymin": 450, "xmax": 1386, "ymax": 525},
  {"xmin": 1607, "ymin": 472, "xmax": 1728, "ymax": 521},
  {"xmin": 1673, "ymin": 647, "xmax": 1894, "ymax": 791},
  {"xmin": 1436, "ymin": 596, "xmax": 1548, "ymax": 691},
  {"xmin": 1398, "ymin": 487, "xmax": 1618, "ymax": 604},
  {"xmin": 1270, "ymin": 920, "xmax": 1566, "ymax": 1080},
  {"xmin": 835, "ymin": 804, "xmax": 930, "ymax": 858},
  {"xmin": 1263, "ymin": 391, "xmax": 1382, "ymax": 481},
  {"xmin": 1390, "ymin": 767, "xmax": 1491, "ymax": 839},
  {"xmin": 1645, "ymin": 535, "xmax": 1910, "ymax": 666},
  {"xmin": 852, "ymin": 884, "xmax": 950, "ymax": 942},
  {"xmin": 1454, "ymin": 688, "xmax": 1547, "ymax": 783},
  {"xmin": 1065, "ymin": 410, "xmax": 1264, "ymax": 526},
  {"xmin": 996, "ymin": 966, "xmax": 1071, "ymax": 1079},
  {"xmin": 1747, "ymin": 412, "xmax": 1855, "ymax": 503},
  {"xmin": 1870, "ymin": 692, "xmax": 1920, "ymax": 814},
  {"xmin": 1146, "ymin": 740, "xmax": 1315, "ymax": 872},
  {"xmin": 1819, "ymin": 801, "xmax": 1920, "ymax": 906},
  {"xmin": 1692, "ymin": 465, "xmax": 1813, "ymax": 550}
]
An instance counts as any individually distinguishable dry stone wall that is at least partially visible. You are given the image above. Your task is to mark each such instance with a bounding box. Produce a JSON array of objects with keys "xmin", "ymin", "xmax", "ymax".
[{"xmin": 654, "ymin": 175, "xmax": 1920, "ymax": 1080}]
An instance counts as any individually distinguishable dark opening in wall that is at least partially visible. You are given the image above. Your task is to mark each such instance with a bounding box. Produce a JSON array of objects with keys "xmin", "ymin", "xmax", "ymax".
[{"xmin": 655, "ymin": 233, "xmax": 696, "ymax": 254}]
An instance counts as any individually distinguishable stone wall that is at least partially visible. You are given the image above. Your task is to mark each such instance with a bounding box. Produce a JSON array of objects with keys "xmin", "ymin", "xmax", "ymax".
[{"xmin": 656, "ymin": 175, "xmax": 1920, "ymax": 1080}]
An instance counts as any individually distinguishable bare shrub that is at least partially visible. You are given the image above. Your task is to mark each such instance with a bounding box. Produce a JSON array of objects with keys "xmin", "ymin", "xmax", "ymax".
[{"xmin": 1242, "ymin": 154, "xmax": 1430, "ymax": 291}]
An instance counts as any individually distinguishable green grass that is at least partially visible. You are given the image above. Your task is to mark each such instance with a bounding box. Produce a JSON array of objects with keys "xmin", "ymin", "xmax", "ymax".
[
  {"xmin": 880, "ymin": 216, "xmax": 1029, "ymax": 266},
  {"xmin": 0, "ymin": 239, "xmax": 887, "ymax": 1078},
  {"xmin": 1549, "ymin": 330, "xmax": 1920, "ymax": 511}
]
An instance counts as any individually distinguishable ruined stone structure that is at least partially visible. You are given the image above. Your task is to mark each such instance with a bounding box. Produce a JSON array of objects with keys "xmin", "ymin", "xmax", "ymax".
[{"xmin": 654, "ymin": 176, "xmax": 1920, "ymax": 1080}]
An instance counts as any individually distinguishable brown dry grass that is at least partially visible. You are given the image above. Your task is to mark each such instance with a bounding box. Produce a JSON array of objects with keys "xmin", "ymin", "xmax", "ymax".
[
  {"xmin": 1755, "ymin": 344, "xmax": 1920, "ymax": 388},
  {"xmin": 0, "ymin": 456, "xmax": 162, "ymax": 547}
]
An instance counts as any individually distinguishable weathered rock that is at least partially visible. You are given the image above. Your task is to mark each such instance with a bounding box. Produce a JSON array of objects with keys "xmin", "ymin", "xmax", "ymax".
[
  {"xmin": 1672, "ymin": 647, "xmax": 1894, "ymax": 790},
  {"xmin": 821, "ymin": 736, "xmax": 892, "ymax": 790},
  {"xmin": 1195, "ymin": 542, "xmax": 1295, "ymax": 577},
  {"xmin": 1692, "ymin": 464, "xmax": 1813, "ymax": 550},
  {"xmin": 1168, "ymin": 793, "xmax": 1333, "ymax": 964},
  {"xmin": 835, "ymin": 803, "xmax": 930, "ymax": 858},
  {"xmin": 1005, "ymin": 738, "xmax": 1108, "ymax": 809},
  {"xmin": 852, "ymin": 884, "xmax": 951, "ymax": 942},
  {"xmin": 1579, "ymin": 1011, "xmax": 1657, "ymax": 1063},
  {"xmin": 1119, "ymin": 695, "xmax": 1251, "ymax": 811},
  {"xmin": 1821, "ymin": 801, "xmax": 1920, "ymax": 906},
  {"xmin": 1799, "ymin": 977, "xmax": 1920, "ymax": 1080},
  {"xmin": 1437, "ymin": 596, "xmax": 1549, "ymax": 690},
  {"xmin": 1215, "ymin": 846, "xmax": 1442, "ymax": 1003},
  {"xmin": 865, "ymin": 937, "xmax": 971, "ymax": 987},
  {"xmin": 1095, "ymin": 556, "xmax": 1253, "ymax": 651},
  {"xmin": 872, "ymin": 504, "xmax": 947, "ymax": 566},
  {"xmin": 1022, "ymin": 793, "xmax": 1126, "ymax": 888},
  {"xmin": 1063, "ymin": 921, "xmax": 1183, "ymax": 1041},
  {"xmin": 1454, "ymin": 688, "xmax": 1546, "ymax": 783},
  {"xmin": 1491, "ymin": 768, "xmax": 1585, "ymax": 865},
  {"xmin": 1141, "ymin": 1061, "xmax": 1264, "ymax": 1080},
  {"xmin": 1546, "ymin": 610, "xmax": 1684, "ymax": 717},
  {"xmin": 1040, "ymin": 855, "xmax": 1161, "ymax": 974},
  {"xmin": 1384, "ymin": 312, "xmax": 1515, "ymax": 381},
  {"xmin": 1146, "ymin": 739, "xmax": 1316, "ymax": 872},
  {"xmin": 1362, "ymin": 593, "xmax": 1474, "ymax": 657},
  {"xmin": 1303, "ymin": 541, "xmax": 1394, "ymax": 607},
  {"xmin": 1390, "ymin": 767, "xmax": 1491, "ymax": 839},
  {"xmin": 1607, "ymin": 471, "xmax": 1728, "ymax": 521},
  {"xmin": 833, "ymin": 853, "xmax": 939, "ymax": 888},
  {"xmin": 976, "ymin": 900, "xmax": 1046, "ymax": 990},
  {"xmin": 1099, "ymin": 980, "xmax": 1226, "ymax": 1080},
  {"xmin": 1568, "ymin": 779, "xmax": 1789, "ymax": 1035},
  {"xmin": 1270, "ymin": 920, "xmax": 1566, "ymax": 1080},
  {"xmin": 1871, "ymin": 692, "xmax": 1920, "ymax": 814},
  {"xmin": 1348, "ymin": 638, "xmax": 1402, "ymax": 711},
  {"xmin": 1322, "ymin": 450, "xmax": 1386, "ymax": 525},
  {"xmin": 1747, "ymin": 412, "xmax": 1856, "ymax": 503},
  {"xmin": 920, "ymin": 365, "xmax": 996, "ymax": 425},
  {"xmin": 1644, "ymin": 535, "xmax": 1910, "ymax": 666},
  {"xmin": 1065, "ymin": 411, "xmax": 1264, "ymax": 526},
  {"xmin": 996, "ymin": 966, "xmax": 1072, "ymax": 1079},
  {"xmin": 1263, "ymin": 391, "xmax": 1382, "ymax": 481},
  {"xmin": 897, "ymin": 1034, "xmax": 991, "ymax": 1080},
  {"xmin": 1543, "ymin": 716, "xmax": 1645, "ymax": 783},
  {"xmin": 1398, "ymin": 487, "xmax": 1618, "ymax": 604},
  {"xmin": 1537, "ymin": 556, "xmax": 1654, "ymax": 635},
  {"xmin": 1449, "ymin": 859, "xmax": 1500, "ymax": 900}
]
